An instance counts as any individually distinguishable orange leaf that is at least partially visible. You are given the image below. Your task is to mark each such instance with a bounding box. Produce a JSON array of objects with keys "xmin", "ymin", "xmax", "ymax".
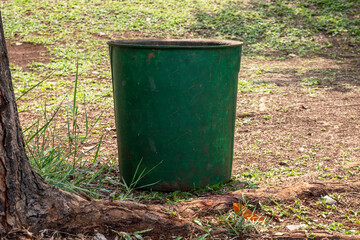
[
  {"xmin": 233, "ymin": 203, "xmax": 265, "ymax": 222},
  {"xmin": 233, "ymin": 202, "xmax": 240, "ymax": 213}
]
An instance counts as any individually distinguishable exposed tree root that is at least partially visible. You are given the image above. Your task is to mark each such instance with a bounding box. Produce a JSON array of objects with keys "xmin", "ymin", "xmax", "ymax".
[
  {"xmin": 28, "ymin": 181, "xmax": 360, "ymax": 238},
  {"xmin": 266, "ymin": 230, "xmax": 360, "ymax": 240},
  {"xmin": 48, "ymin": 195, "xmax": 196, "ymax": 237},
  {"xmin": 17, "ymin": 181, "xmax": 360, "ymax": 238},
  {"xmin": 11, "ymin": 185, "xmax": 198, "ymax": 238},
  {"xmin": 175, "ymin": 181, "xmax": 360, "ymax": 218}
]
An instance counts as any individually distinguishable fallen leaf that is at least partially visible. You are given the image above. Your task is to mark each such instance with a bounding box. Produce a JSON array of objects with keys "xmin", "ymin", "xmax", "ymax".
[{"xmin": 233, "ymin": 203, "xmax": 265, "ymax": 222}]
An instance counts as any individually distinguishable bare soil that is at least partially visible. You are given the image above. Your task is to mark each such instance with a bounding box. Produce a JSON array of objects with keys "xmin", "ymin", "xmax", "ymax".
[
  {"xmin": 8, "ymin": 41, "xmax": 360, "ymax": 239},
  {"xmin": 6, "ymin": 40, "xmax": 49, "ymax": 71}
]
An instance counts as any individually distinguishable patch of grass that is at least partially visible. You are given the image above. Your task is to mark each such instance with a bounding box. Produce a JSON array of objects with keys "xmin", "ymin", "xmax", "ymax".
[
  {"xmin": 317, "ymin": 197, "xmax": 337, "ymax": 211},
  {"xmin": 190, "ymin": 197, "xmax": 270, "ymax": 238},
  {"xmin": 218, "ymin": 211, "xmax": 266, "ymax": 236},
  {"xmin": 324, "ymin": 222, "xmax": 359, "ymax": 235},
  {"xmin": 24, "ymin": 72, "xmax": 116, "ymax": 198},
  {"xmin": 300, "ymin": 77, "xmax": 322, "ymax": 86},
  {"xmin": 2, "ymin": 0, "xmax": 358, "ymax": 105},
  {"xmin": 115, "ymin": 228, "xmax": 153, "ymax": 240},
  {"xmin": 217, "ymin": 198, "xmax": 270, "ymax": 237},
  {"xmin": 238, "ymin": 79, "xmax": 279, "ymax": 93},
  {"xmin": 236, "ymin": 164, "xmax": 310, "ymax": 186},
  {"xmin": 128, "ymin": 177, "xmax": 252, "ymax": 203},
  {"xmin": 192, "ymin": 0, "xmax": 360, "ymax": 56}
]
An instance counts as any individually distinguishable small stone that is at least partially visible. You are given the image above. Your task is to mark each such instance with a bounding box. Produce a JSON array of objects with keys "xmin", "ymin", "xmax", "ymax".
[
  {"xmin": 286, "ymin": 224, "xmax": 306, "ymax": 231},
  {"xmin": 323, "ymin": 195, "xmax": 337, "ymax": 205},
  {"xmin": 15, "ymin": 42, "xmax": 23, "ymax": 46},
  {"xmin": 259, "ymin": 103, "xmax": 267, "ymax": 112},
  {"xmin": 99, "ymin": 32, "xmax": 106, "ymax": 36},
  {"xmin": 94, "ymin": 233, "xmax": 107, "ymax": 240},
  {"xmin": 288, "ymin": 53, "xmax": 297, "ymax": 58},
  {"xmin": 301, "ymin": 105, "xmax": 309, "ymax": 109},
  {"xmin": 109, "ymin": 191, "xmax": 116, "ymax": 198},
  {"xmin": 274, "ymin": 232, "xmax": 284, "ymax": 236}
]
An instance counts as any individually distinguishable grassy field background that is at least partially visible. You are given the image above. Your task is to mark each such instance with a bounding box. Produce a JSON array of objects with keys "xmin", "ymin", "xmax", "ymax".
[{"xmin": 2, "ymin": 0, "xmax": 359, "ymax": 112}]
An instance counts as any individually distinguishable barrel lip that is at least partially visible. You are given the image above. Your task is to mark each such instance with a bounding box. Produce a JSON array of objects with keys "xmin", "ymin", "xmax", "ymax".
[{"xmin": 107, "ymin": 39, "xmax": 243, "ymax": 49}]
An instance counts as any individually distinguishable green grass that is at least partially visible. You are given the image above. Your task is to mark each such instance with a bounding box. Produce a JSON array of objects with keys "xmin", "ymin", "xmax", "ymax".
[
  {"xmin": 194, "ymin": 196, "xmax": 271, "ymax": 238},
  {"xmin": 2, "ymin": 0, "xmax": 359, "ymax": 112},
  {"xmin": 23, "ymin": 71, "xmax": 119, "ymax": 198},
  {"xmin": 112, "ymin": 176, "xmax": 253, "ymax": 203},
  {"xmin": 4, "ymin": 0, "xmax": 359, "ymax": 57}
]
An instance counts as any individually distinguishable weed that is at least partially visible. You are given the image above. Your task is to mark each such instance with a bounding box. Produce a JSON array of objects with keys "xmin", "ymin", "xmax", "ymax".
[
  {"xmin": 288, "ymin": 200, "xmax": 310, "ymax": 223},
  {"xmin": 339, "ymin": 151, "xmax": 350, "ymax": 158},
  {"xmin": 25, "ymin": 72, "xmax": 111, "ymax": 198},
  {"xmin": 300, "ymin": 77, "xmax": 322, "ymax": 86},
  {"xmin": 142, "ymin": 178, "xmax": 249, "ymax": 203},
  {"xmin": 262, "ymin": 115, "xmax": 271, "ymax": 120},
  {"xmin": 116, "ymin": 228, "xmax": 152, "ymax": 240},
  {"xmin": 317, "ymin": 197, "xmax": 337, "ymax": 211},
  {"xmin": 329, "ymin": 193, "xmax": 344, "ymax": 202},
  {"xmin": 164, "ymin": 209, "xmax": 177, "ymax": 216}
]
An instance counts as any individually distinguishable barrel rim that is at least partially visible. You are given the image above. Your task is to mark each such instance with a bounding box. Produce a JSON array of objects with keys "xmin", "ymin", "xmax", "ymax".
[{"xmin": 107, "ymin": 39, "xmax": 243, "ymax": 49}]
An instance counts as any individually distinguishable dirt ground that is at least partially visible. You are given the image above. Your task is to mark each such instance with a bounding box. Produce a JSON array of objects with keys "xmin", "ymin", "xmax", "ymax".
[
  {"xmin": 232, "ymin": 55, "xmax": 360, "ymax": 238},
  {"xmin": 7, "ymin": 40, "xmax": 360, "ymax": 239}
]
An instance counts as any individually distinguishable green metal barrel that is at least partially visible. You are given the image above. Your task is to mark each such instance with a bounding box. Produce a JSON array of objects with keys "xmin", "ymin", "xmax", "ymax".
[{"xmin": 108, "ymin": 39, "xmax": 242, "ymax": 191}]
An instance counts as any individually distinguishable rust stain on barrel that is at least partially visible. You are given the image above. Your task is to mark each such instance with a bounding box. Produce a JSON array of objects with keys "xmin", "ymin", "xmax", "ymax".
[{"xmin": 147, "ymin": 51, "xmax": 155, "ymax": 61}]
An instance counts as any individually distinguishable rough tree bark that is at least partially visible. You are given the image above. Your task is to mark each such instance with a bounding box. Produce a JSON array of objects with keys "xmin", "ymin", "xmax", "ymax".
[{"xmin": 0, "ymin": 12, "xmax": 196, "ymax": 238}]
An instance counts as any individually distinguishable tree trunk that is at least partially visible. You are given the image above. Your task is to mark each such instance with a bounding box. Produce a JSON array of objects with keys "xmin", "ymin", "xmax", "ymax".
[{"xmin": 0, "ymin": 12, "xmax": 196, "ymax": 238}]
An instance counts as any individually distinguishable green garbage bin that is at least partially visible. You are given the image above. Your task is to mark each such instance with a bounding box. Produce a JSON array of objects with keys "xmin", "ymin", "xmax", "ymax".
[{"xmin": 108, "ymin": 39, "xmax": 242, "ymax": 191}]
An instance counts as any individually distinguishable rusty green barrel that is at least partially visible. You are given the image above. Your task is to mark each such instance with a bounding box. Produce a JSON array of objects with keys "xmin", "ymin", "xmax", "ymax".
[{"xmin": 108, "ymin": 39, "xmax": 242, "ymax": 191}]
